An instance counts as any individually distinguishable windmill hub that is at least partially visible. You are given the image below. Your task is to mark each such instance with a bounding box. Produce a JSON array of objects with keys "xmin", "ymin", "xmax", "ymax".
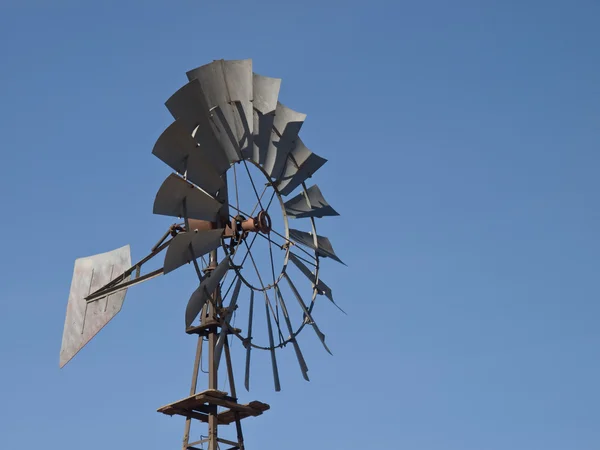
[
  {"xmin": 239, "ymin": 210, "xmax": 272, "ymax": 234},
  {"xmin": 187, "ymin": 210, "xmax": 272, "ymax": 239}
]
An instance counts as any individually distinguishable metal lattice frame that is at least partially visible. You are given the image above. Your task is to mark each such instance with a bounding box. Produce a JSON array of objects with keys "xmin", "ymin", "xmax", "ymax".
[{"xmin": 59, "ymin": 58, "xmax": 345, "ymax": 450}]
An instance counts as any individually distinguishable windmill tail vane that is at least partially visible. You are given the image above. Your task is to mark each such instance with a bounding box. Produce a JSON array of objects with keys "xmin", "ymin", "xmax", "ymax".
[{"xmin": 59, "ymin": 58, "xmax": 345, "ymax": 450}]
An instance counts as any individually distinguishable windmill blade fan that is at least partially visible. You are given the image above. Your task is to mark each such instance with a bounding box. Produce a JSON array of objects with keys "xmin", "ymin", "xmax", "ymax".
[{"xmin": 59, "ymin": 57, "xmax": 346, "ymax": 450}]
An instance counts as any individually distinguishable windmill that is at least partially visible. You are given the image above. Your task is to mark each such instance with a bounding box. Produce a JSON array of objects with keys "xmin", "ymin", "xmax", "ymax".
[{"xmin": 59, "ymin": 58, "xmax": 344, "ymax": 450}]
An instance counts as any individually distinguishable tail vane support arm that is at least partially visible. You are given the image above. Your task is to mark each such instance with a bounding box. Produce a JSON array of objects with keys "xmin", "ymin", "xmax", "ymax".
[{"xmin": 85, "ymin": 225, "xmax": 181, "ymax": 302}]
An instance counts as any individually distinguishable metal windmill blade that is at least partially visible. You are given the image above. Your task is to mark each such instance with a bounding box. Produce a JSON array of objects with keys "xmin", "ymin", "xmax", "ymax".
[
  {"xmin": 59, "ymin": 58, "xmax": 346, "ymax": 450},
  {"xmin": 289, "ymin": 228, "xmax": 345, "ymax": 265},
  {"xmin": 284, "ymin": 184, "xmax": 339, "ymax": 219},
  {"xmin": 276, "ymin": 138, "xmax": 327, "ymax": 196}
]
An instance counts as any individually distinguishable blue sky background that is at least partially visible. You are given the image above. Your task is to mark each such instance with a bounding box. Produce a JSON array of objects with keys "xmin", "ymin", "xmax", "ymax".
[{"xmin": 1, "ymin": 1, "xmax": 599, "ymax": 449}]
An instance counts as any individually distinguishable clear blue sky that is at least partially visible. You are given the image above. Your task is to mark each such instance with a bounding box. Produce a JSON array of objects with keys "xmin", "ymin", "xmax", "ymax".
[{"xmin": 1, "ymin": 1, "xmax": 599, "ymax": 449}]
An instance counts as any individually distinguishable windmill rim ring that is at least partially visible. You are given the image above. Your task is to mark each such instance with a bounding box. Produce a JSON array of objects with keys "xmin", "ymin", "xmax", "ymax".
[
  {"xmin": 227, "ymin": 249, "xmax": 320, "ymax": 351},
  {"xmin": 219, "ymin": 160, "xmax": 322, "ymax": 351},
  {"xmin": 221, "ymin": 159, "xmax": 319, "ymax": 294}
]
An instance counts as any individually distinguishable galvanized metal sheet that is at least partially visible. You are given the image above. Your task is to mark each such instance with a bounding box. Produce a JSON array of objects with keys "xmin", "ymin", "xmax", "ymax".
[
  {"xmin": 276, "ymin": 139, "xmax": 327, "ymax": 196},
  {"xmin": 60, "ymin": 245, "xmax": 131, "ymax": 368},
  {"xmin": 165, "ymin": 80, "xmax": 231, "ymax": 169},
  {"xmin": 264, "ymin": 294, "xmax": 281, "ymax": 391},
  {"xmin": 185, "ymin": 256, "xmax": 230, "ymax": 328},
  {"xmin": 163, "ymin": 229, "xmax": 224, "ymax": 275},
  {"xmin": 264, "ymin": 103, "xmax": 306, "ymax": 179},
  {"xmin": 251, "ymin": 110, "xmax": 273, "ymax": 166},
  {"xmin": 153, "ymin": 173, "xmax": 222, "ymax": 221},
  {"xmin": 251, "ymin": 74, "xmax": 280, "ymax": 165},
  {"xmin": 216, "ymin": 171, "xmax": 230, "ymax": 224},
  {"xmin": 284, "ymin": 272, "xmax": 332, "ymax": 355},
  {"xmin": 284, "ymin": 185, "xmax": 339, "ymax": 219},
  {"xmin": 187, "ymin": 59, "xmax": 253, "ymax": 162},
  {"xmin": 288, "ymin": 253, "xmax": 330, "ymax": 302},
  {"xmin": 214, "ymin": 277, "xmax": 242, "ymax": 367},
  {"xmin": 244, "ymin": 290, "xmax": 254, "ymax": 391},
  {"xmin": 289, "ymin": 229, "xmax": 345, "ymax": 265},
  {"xmin": 152, "ymin": 120, "xmax": 226, "ymax": 195},
  {"xmin": 252, "ymin": 73, "xmax": 281, "ymax": 114},
  {"xmin": 288, "ymin": 253, "xmax": 345, "ymax": 314},
  {"xmin": 276, "ymin": 287, "xmax": 309, "ymax": 381}
]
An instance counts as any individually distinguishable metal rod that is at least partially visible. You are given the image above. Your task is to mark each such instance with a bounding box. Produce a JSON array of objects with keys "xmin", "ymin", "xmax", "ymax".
[
  {"xmin": 242, "ymin": 159, "xmax": 265, "ymax": 211},
  {"xmin": 86, "ymin": 268, "xmax": 164, "ymax": 302},
  {"xmin": 151, "ymin": 227, "xmax": 172, "ymax": 252},
  {"xmin": 182, "ymin": 335, "xmax": 204, "ymax": 450},
  {"xmin": 218, "ymin": 437, "xmax": 240, "ymax": 447},
  {"xmin": 86, "ymin": 236, "xmax": 172, "ymax": 300},
  {"xmin": 250, "ymin": 185, "xmax": 269, "ymax": 216}
]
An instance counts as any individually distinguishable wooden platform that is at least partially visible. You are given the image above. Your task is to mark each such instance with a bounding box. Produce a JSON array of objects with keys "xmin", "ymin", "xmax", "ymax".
[{"xmin": 157, "ymin": 389, "xmax": 270, "ymax": 425}]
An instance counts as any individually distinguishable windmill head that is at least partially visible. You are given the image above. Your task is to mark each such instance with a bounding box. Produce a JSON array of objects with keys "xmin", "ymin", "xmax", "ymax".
[{"xmin": 59, "ymin": 59, "xmax": 345, "ymax": 390}]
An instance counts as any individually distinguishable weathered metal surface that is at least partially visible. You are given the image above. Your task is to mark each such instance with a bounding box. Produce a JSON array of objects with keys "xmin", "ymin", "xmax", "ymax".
[
  {"xmin": 214, "ymin": 277, "xmax": 242, "ymax": 367},
  {"xmin": 164, "ymin": 80, "xmax": 230, "ymax": 171},
  {"xmin": 264, "ymin": 103, "xmax": 306, "ymax": 179},
  {"xmin": 252, "ymin": 73, "xmax": 281, "ymax": 114},
  {"xmin": 216, "ymin": 171, "xmax": 230, "ymax": 225},
  {"xmin": 289, "ymin": 229, "xmax": 345, "ymax": 265},
  {"xmin": 153, "ymin": 173, "xmax": 222, "ymax": 221},
  {"xmin": 276, "ymin": 139, "xmax": 327, "ymax": 196},
  {"xmin": 264, "ymin": 294, "xmax": 281, "ymax": 391},
  {"xmin": 240, "ymin": 210, "xmax": 271, "ymax": 233},
  {"xmin": 60, "ymin": 245, "xmax": 131, "ymax": 368},
  {"xmin": 276, "ymin": 287, "xmax": 309, "ymax": 380},
  {"xmin": 185, "ymin": 256, "xmax": 230, "ymax": 328},
  {"xmin": 152, "ymin": 119, "xmax": 226, "ymax": 194},
  {"xmin": 187, "ymin": 59, "xmax": 253, "ymax": 162},
  {"xmin": 163, "ymin": 229, "xmax": 224, "ymax": 275},
  {"xmin": 251, "ymin": 74, "xmax": 281, "ymax": 165},
  {"xmin": 284, "ymin": 184, "xmax": 339, "ymax": 219}
]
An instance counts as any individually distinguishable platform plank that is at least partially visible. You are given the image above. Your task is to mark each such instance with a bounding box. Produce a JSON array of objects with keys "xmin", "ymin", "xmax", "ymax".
[
  {"xmin": 157, "ymin": 391, "xmax": 270, "ymax": 425},
  {"xmin": 217, "ymin": 401, "xmax": 270, "ymax": 425}
]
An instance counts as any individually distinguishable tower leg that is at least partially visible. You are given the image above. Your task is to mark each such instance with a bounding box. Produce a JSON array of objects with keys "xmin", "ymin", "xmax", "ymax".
[
  {"xmin": 208, "ymin": 249, "xmax": 219, "ymax": 450},
  {"xmin": 182, "ymin": 333, "xmax": 203, "ymax": 450},
  {"xmin": 224, "ymin": 338, "xmax": 245, "ymax": 450},
  {"xmin": 208, "ymin": 301, "xmax": 218, "ymax": 450}
]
